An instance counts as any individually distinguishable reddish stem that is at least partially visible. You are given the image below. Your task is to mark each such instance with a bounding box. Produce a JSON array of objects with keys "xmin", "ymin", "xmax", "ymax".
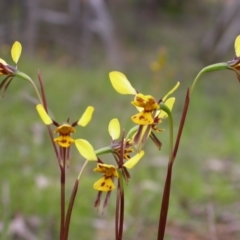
[
  {"xmin": 63, "ymin": 179, "xmax": 79, "ymax": 240},
  {"xmin": 60, "ymin": 149, "xmax": 66, "ymax": 240},
  {"xmin": 157, "ymin": 89, "xmax": 190, "ymax": 240}
]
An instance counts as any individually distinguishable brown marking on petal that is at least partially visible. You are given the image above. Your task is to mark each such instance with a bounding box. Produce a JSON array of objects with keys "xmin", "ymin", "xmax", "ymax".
[{"xmin": 101, "ymin": 181, "xmax": 105, "ymax": 187}]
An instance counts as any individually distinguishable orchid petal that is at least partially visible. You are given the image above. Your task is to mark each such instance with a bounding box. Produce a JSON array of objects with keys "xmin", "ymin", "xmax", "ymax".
[
  {"xmin": 131, "ymin": 111, "xmax": 154, "ymax": 125},
  {"xmin": 108, "ymin": 118, "xmax": 120, "ymax": 140},
  {"xmin": 109, "ymin": 71, "xmax": 137, "ymax": 95},
  {"xmin": 162, "ymin": 82, "xmax": 180, "ymax": 102},
  {"xmin": 123, "ymin": 150, "xmax": 144, "ymax": 169},
  {"xmin": 11, "ymin": 41, "xmax": 22, "ymax": 64},
  {"xmin": 36, "ymin": 104, "xmax": 53, "ymax": 125},
  {"xmin": 77, "ymin": 106, "xmax": 94, "ymax": 127},
  {"xmin": 235, "ymin": 35, "xmax": 240, "ymax": 57},
  {"xmin": 93, "ymin": 177, "xmax": 115, "ymax": 191},
  {"xmin": 75, "ymin": 139, "xmax": 97, "ymax": 161}
]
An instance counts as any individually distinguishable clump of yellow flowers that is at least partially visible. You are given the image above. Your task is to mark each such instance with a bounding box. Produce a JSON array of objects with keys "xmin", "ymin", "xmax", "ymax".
[{"xmin": 1, "ymin": 35, "xmax": 239, "ymax": 240}]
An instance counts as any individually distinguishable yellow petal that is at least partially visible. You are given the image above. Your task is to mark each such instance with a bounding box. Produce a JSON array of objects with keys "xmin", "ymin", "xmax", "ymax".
[
  {"xmin": 36, "ymin": 104, "xmax": 53, "ymax": 125},
  {"xmin": 162, "ymin": 82, "xmax": 180, "ymax": 102},
  {"xmin": 93, "ymin": 177, "xmax": 115, "ymax": 191},
  {"xmin": 132, "ymin": 93, "xmax": 159, "ymax": 111},
  {"xmin": 0, "ymin": 58, "xmax": 7, "ymax": 65},
  {"xmin": 94, "ymin": 163, "xmax": 119, "ymax": 177},
  {"xmin": 54, "ymin": 135, "xmax": 74, "ymax": 148},
  {"xmin": 108, "ymin": 118, "xmax": 120, "ymax": 140},
  {"xmin": 123, "ymin": 150, "xmax": 144, "ymax": 169},
  {"xmin": 75, "ymin": 139, "xmax": 97, "ymax": 161},
  {"xmin": 159, "ymin": 97, "xmax": 175, "ymax": 118},
  {"xmin": 77, "ymin": 106, "xmax": 94, "ymax": 126},
  {"xmin": 54, "ymin": 124, "xmax": 75, "ymax": 134},
  {"xmin": 11, "ymin": 41, "xmax": 22, "ymax": 64},
  {"xmin": 235, "ymin": 35, "xmax": 240, "ymax": 57},
  {"xmin": 109, "ymin": 71, "xmax": 137, "ymax": 95},
  {"xmin": 131, "ymin": 111, "xmax": 154, "ymax": 125}
]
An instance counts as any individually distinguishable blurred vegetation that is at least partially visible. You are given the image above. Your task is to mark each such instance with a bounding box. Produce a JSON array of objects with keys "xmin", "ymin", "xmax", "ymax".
[{"xmin": 1, "ymin": 1, "xmax": 240, "ymax": 239}]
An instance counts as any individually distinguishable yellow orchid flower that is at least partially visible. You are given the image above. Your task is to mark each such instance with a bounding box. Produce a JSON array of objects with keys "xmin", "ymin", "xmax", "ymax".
[
  {"xmin": 109, "ymin": 71, "xmax": 179, "ymax": 150},
  {"xmin": 93, "ymin": 150, "xmax": 144, "ymax": 192},
  {"xmin": 93, "ymin": 164, "xmax": 119, "ymax": 191},
  {"xmin": 109, "ymin": 71, "xmax": 179, "ymax": 127},
  {"xmin": 36, "ymin": 104, "xmax": 94, "ymax": 148}
]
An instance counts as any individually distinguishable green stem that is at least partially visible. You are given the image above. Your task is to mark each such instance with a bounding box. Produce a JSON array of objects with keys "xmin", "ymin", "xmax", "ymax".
[
  {"xmin": 95, "ymin": 146, "xmax": 114, "ymax": 156},
  {"xmin": 168, "ymin": 114, "xmax": 173, "ymax": 163},
  {"xmin": 15, "ymin": 71, "xmax": 43, "ymax": 104},
  {"xmin": 77, "ymin": 160, "xmax": 89, "ymax": 181},
  {"xmin": 190, "ymin": 63, "xmax": 228, "ymax": 96}
]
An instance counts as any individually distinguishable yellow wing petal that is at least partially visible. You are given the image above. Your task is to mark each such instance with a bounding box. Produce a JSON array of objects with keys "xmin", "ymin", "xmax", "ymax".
[
  {"xmin": 93, "ymin": 177, "xmax": 115, "ymax": 191},
  {"xmin": 235, "ymin": 35, "xmax": 240, "ymax": 57},
  {"xmin": 108, "ymin": 118, "xmax": 120, "ymax": 140},
  {"xmin": 77, "ymin": 106, "xmax": 94, "ymax": 126},
  {"xmin": 75, "ymin": 139, "xmax": 97, "ymax": 161},
  {"xmin": 109, "ymin": 71, "xmax": 137, "ymax": 95},
  {"xmin": 36, "ymin": 104, "xmax": 53, "ymax": 125},
  {"xmin": 123, "ymin": 150, "xmax": 144, "ymax": 169},
  {"xmin": 11, "ymin": 41, "xmax": 22, "ymax": 64}
]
